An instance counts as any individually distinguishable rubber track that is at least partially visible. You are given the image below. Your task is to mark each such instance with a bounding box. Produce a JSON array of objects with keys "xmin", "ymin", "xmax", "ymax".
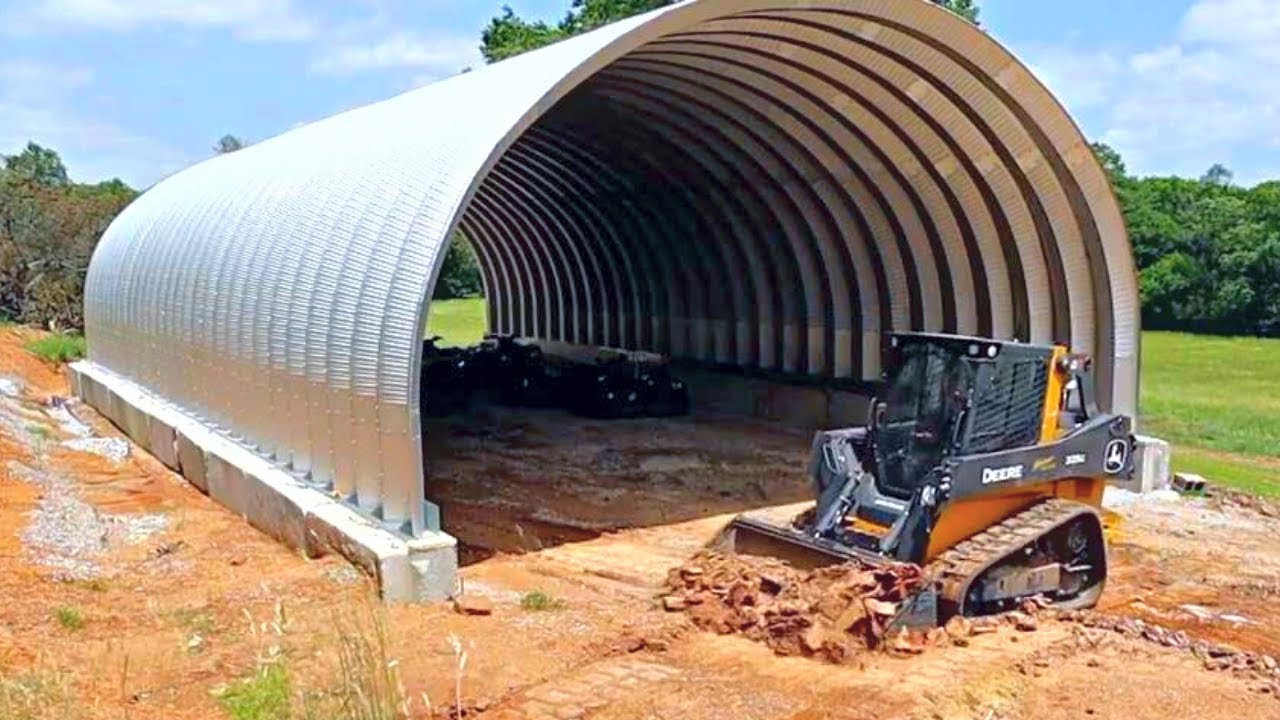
[{"xmin": 929, "ymin": 498, "xmax": 1101, "ymax": 616}]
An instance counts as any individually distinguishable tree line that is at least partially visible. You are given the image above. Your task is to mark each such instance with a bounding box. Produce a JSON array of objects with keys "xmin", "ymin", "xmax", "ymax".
[
  {"xmin": 0, "ymin": 143, "xmax": 137, "ymax": 330},
  {"xmin": 1094, "ymin": 145, "xmax": 1280, "ymax": 335}
]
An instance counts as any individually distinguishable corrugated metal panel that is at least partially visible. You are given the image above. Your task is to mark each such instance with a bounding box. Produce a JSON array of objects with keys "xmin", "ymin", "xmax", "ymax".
[{"xmin": 82, "ymin": 0, "xmax": 1140, "ymax": 538}]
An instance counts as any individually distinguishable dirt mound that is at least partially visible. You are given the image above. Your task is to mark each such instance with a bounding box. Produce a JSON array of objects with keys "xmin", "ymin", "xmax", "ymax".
[{"xmin": 661, "ymin": 550, "xmax": 932, "ymax": 662}]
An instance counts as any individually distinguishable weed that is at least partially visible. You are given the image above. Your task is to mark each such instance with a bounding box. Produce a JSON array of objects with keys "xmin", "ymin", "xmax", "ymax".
[
  {"xmin": 174, "ymin": 607, "xmax": 217, "ymax": 635},
  {"xmin": 24, "ymin": 424, "xmax": 51, "ymax": 440},
  {"xmin": 64, "ymin": 578, "xmax": 108, "ymax": 593},
  {"xmin": 25, "ymin": 423, "xmax": 53, "ymax": 457},
  {"xmin": 54, "ymin": 607, "xmax": 84, "ymax": 631},
  {"xmin": 314, "ymin": 608, "xmax": 412, "ymax": 720},
  {"xmin": 519, "ymin": 590, "xmax": 566, "ymax": 611},
  {"xmin": 218, "ymin": 664, "xmax": 291, "ymax": 720},
  {"xmin": 0, "ymin": 669, "xmax": 78, "ymax": 720},
  {"xmin": 23, "ymin": 332, "xmax": 87, "ymax": 364}
]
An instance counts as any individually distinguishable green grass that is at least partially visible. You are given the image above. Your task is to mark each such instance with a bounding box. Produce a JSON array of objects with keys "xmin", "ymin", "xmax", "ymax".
[
  {"xmin": 426, "ymin": 297, "xmax": 487, "ymax": 348},
  {"xmin": 519, "ymin": 590, "xmax": 567, "ymax": 611},
  {"xmin": 1140, "ymin": 331, "xmax": 1280, "ymax": 497},
  {"xmin": 53, "ymin": 607, "xmax": 84, "ymax": 631},
  {"xmin": 24, "ymin": 332, "xmax": 87, "ymax": 363},
  {"xmin": 217, "ymin": 664, "xmax": 291, "ymax": 720}
]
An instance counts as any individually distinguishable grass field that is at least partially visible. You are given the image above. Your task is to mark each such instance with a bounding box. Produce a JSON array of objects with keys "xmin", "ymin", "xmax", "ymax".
[
  {"xmin": 1140, "ymin": 331, "xmax": 1280, "ymax": 497},
  {"xmin": 426, "ymin": 297, "xmax": 488, "ymax": 347},
  {"xmin": 428, "ymin": 300, "xmax": 1278, "ymax": 497}
]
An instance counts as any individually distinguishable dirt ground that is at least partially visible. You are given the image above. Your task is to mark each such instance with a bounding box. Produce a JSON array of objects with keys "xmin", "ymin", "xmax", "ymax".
[{"xmin": 2, "ymin": 325, "xmax": 1279, "ymax": 720}]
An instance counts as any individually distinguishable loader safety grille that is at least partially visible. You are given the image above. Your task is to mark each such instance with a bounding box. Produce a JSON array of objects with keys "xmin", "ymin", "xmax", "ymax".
[{"xmin": 967, "ymin": 359, "xmax": 1048, "ymax": 454}]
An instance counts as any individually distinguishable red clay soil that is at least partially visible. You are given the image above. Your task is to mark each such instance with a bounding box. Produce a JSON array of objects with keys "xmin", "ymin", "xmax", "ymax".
[{"xmin": 1, "ymin": 326, "xmax": 1279, "ymax": 720}]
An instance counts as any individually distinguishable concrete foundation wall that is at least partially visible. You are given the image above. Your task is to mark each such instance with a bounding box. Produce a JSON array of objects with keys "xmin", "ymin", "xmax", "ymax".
[
  {"xmin": 679, "ymin": 366, "xmax": 873, "ymax": 430},
  {"xmin": 69, "ymin": 361, "xmax": 456, "ymax": 603}
]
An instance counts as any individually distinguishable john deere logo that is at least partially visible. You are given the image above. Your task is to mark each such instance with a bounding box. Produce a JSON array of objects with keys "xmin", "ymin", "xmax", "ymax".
[{"xmin": 1104, "ymin": 439, "xmax": 1128, "ymax": 475}]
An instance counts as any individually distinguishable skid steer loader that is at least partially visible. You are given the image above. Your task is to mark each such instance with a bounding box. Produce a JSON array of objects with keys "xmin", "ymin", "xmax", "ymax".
[{"xmin": 721, "ymin": 333, "xmax": 1135, "ymax": 625}]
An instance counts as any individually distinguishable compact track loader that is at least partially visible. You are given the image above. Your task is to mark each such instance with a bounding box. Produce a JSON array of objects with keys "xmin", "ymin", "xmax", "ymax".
[{"xmin": 722, "ymin": 333, "xmax": 1135, "ymax": 625}]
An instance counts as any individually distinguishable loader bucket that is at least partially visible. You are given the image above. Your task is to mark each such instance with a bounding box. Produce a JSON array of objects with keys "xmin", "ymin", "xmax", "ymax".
[
  {"xmin": 714, "ymin": 515, "xmax": 940, "ymax": 629},
  {"xmin": 715, "ymin": 515, "xmax": 881, "ymax": 571}
]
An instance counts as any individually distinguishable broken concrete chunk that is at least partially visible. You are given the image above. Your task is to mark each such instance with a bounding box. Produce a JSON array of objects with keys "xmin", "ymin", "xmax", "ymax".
[
  {"xmin": 944, "ymin": 615, "xmax": 973, "ymax": 643},
  {"xmin": 835, "ymin": 603, "xmax": 868, "ymax": 632},
  {"xmin": 864, "ymin": 599, "xmax": 898, "ymax": 617},
  {"xmin": 801, "ymin": 626, "xmax": 827, "ymax": 653},
  {"xmin": 453, "ymin": 595, "xmax": 494, "ymax": 616},
  {"xmin": 1008, "ymin": 612, "xmax": 1038, "ymax": 632}
]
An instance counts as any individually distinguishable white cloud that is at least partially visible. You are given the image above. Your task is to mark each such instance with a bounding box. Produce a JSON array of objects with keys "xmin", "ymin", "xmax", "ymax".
[
  {"xmin": 1020, "ymin": 0, "xmax": 1280, "ymax": 184},
  {"xmin": 309, "ymin": 32, "xmax": 480, "ymax": 79},
  {"xmin": 1024, "ymin": 47, "xmax": 1121, "ymax": 110},
  {"xmin": 16, "ymin": 0, "xmax": 314, "ymax": 41},
  {"xmin": 0, "ymin": 60, "xmax": 190, "ymax": 187}
]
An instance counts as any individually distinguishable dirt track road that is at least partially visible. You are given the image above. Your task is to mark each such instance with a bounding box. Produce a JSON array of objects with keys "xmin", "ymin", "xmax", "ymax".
[{"xmin": 1, "ymin": 327, "xmax": 1278, "ymax": 720}]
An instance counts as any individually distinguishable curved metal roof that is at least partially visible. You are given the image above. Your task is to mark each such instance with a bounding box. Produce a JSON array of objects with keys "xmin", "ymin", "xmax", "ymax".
[{"xmin": 82, "ymin": 0, "xmax": 1139, "ymax": 537}]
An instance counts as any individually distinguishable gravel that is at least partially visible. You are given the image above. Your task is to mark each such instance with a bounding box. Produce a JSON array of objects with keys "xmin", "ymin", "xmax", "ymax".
[
  {"xmin": 11, "ymin": 460, "xmax": 109, "ymax": 580},
  {"xmin": 10, "ymin": 460, "xmax": 168, "ymax": 581},
  {"xmin": 45, "ymin": 398, "xmax": 95, "ymax": 438},
  {"xmin": 62, "ymin": 437, "xmax": 131, "ymax": 463}
]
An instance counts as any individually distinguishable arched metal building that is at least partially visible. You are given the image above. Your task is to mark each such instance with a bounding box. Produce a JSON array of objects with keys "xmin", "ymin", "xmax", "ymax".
[{"xmin": 74, "ymin": 0, "xmax": 1139, "ymax": 599}]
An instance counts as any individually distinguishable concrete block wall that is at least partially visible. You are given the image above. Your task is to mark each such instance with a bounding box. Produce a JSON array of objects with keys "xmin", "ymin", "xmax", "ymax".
[
  {"xmin": 69, "ymin": 361, "xmax": 457, "ymax": 603},
  {"xmin": 678, "ymin": 366, "xmax": 873, "ymax": 430}
]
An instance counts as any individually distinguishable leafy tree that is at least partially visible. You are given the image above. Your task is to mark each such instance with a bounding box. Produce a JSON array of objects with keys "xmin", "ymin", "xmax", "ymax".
[
  {"xmin": 563, "ymin": 0, "xmax": 675, "ymax": 33},
  {"xmin": 482, "ymin": 0, "xmax": 979, "ymax": 63},
  {"xmin": 481, "ymin": 7, "xmax": 565, "ymax": 63},
  {"xmin": 1201, "ymin": 163, "xmax": 1234, "ymax": 187},
  {"xmin": 0, "ymin": 144, "xmax": 136, "ymax": 328},
  {"xmin": 434, "ymin": 233, "xmax": 484, "ymax": 299},
  {"xmin": 932, "ymin": 0, "xmax": 981, "ymax": 25},
  {"xmin": 1091, "ymin": 142, "xmax": 1128, "ymax": 188},
  {"xmin": 3, "ymin": 142, "xmax": 70, "ymax": 187},
  {"xmin": 1103, "ymin": 141, "xmax": 1280, "ymax": 334},
  {"xmin": 214, "ymin": 135, "xmax": 247, "ymax": 155},
  {"xmin": 482, "ymin": 1, "xmax": 674, "ymax": 63},
  {"xmin": 1139, "ymin": 252, "xmax": 1206, "ymax": 326}
]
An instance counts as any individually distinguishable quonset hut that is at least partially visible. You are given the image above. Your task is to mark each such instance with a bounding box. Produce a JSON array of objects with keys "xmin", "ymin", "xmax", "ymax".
[{"xmin": 72, "ymin": 0, "xmax": 1139, "ymax": 600}]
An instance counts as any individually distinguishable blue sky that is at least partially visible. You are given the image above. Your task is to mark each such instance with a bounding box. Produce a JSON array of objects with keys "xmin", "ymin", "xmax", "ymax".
[{"xmin": 1, "ymin": 0, "xmax": 1277, "ymax": 188}]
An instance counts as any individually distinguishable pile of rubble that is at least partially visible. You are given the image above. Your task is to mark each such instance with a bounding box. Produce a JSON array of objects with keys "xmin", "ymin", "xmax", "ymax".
[{"xmin": 661, "ymin": 551, "xmax": 938, "ymax": 662}]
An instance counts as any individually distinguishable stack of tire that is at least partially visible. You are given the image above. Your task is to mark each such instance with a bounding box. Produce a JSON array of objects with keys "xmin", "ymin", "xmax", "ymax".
[
  {"xmin": 564, "ymin": 353, "xmax": 690, "ymax": 419},
  {"xmin": 420, "ymin": 336, "xmax": 472, "ymax": 417},
  {"xmin": 419, "ymin": 335, "xmax": 690, "ymax": 419},
  {"xmin": 470, "ymin": 335, "xmax": 564, "ymax": 408}
]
